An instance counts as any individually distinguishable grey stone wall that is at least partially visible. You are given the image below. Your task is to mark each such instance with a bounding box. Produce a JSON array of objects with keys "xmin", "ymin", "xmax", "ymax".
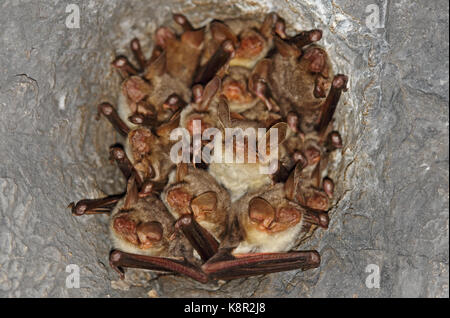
[{"xmin": 0, "ymin": 0, "xmax": 448, "ymax": 297}]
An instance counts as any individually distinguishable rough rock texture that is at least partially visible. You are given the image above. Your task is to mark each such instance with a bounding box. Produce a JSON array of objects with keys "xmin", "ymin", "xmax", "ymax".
[{"xmin": 0, "ymin": 0, "xmax": 448, "ymax": 297}]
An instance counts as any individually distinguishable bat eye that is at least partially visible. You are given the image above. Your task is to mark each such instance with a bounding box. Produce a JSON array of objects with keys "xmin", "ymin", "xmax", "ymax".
[
  {"xmin": 210, "ymin": 21, "xmax": 238, "ymax": 45},
  {"xmin": 248, "ymin": 197, "xmax": 275, "ymax": 225},
  {"xmin": 137, "ymin": 221, "xmax": 164, "ymax": 244},
  {"xmin": 191, "ymin": 192, "xmax": 218, "ymax": 219}
]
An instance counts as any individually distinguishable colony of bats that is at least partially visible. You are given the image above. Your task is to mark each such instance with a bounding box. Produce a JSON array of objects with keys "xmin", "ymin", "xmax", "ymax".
[{"xmin": 69, "ymin": 12, "xmax": 348, "ymax": 283}]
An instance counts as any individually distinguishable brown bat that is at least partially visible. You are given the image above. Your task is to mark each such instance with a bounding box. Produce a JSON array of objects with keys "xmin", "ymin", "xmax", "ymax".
[
  {"xmin": 221, "ymin": 66, "xmax": 260, "ymax": 113},
  {"xmin": 208, "ymin": 97, "xmax": 288, "ymax": 201},
  {"xmin": 202, "ymin": 13, "xmax": 278, "ymax": 70},
  {"xmin": 96, "ymin": 101, "xmax": 178, "ymax": 185},
  {"xmin": 162, "ymin": 163, "xmax": 231, "ymax": 243},
  {"xmin": 201, "ymin": 169, "xmax": 328, "ymax": 280},
  {"xmin": 112, "ymin": 16, "xmax": 200, "ymax": 129},
  {"xmin": 108, "ymin": 176, "xmax": 208, "ymax": 283},
  {"xmin": 179, "ymin": 76, "xmax": 223, "ymax": 139}
]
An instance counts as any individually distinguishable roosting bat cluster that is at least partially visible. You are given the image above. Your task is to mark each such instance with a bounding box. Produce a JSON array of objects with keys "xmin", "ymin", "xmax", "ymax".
[{"xmin": 69, "ymin": 13, "xmax": 348, "ymax": 283}]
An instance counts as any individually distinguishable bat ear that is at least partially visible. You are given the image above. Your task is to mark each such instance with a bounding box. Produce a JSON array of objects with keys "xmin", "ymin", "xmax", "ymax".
[
  {"xmin": 176, "ymin": 162, "xmax": 189, "ymax": 182},
  {"xmin": 190, "ymin": 191, "xmax": 218, "ymax": 218},
  {"xmin": 182, "ymin": 29, "xmax": 205, "ymax": 48},
  {"xmin": 200, "ymin": 76, "xmax": 221, "ymax": 110},
  {"xmin": 124, "ymin": 174, "xmax": 139, "ymax": 209},
  {"xmin": 264, "ymin": 122, "xmax": 287, "ymax": 147},
  {"xmin": 174, "ymin": 14, "xmax": 205, "ymax": 48},
  {"xmin": 217, "ymin": 96, "xmax": 231, "ymax": 129},
  {"xmin": 249, "ymin": 59, "xmax": 280, "ymax": 112},
  {"xmin": 156, "ymin": 109, "xmax": 181, "ymax": 138},
  {"xmin": 260, "ymin": 12, "xmax": 279, "ymax": 38},
  {"xmin": 249, "ymin": 59, "xmax": 270, "ymax": 92},
  {"xmin": 210, "ymin": 20, "xmax": 239, "ymax": 46},
  {"xmin": 137, "ymin": 221, "xmax": 164, "ymax": 245},
  {"xmin": 273, "ymin": 36, "xmax": 301, "ymax": 58},
  {"xmin": 284, "ymin": 162, "xmax": 303, "ymax": 200},
  {"xmin": 251, "ymin": 58, "xmax": 271, "ymax": 80},
  {"xmin": 145, "ymin": 51, "xmax": 166, "ymax": 80}
]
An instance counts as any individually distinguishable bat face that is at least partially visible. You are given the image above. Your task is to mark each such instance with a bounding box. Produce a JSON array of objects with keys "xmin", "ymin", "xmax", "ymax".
[
  {"xmin": 221, "ymin": 66, "xmax": 259, "ymax": 113},
  {"xmin": 115, "ymin": 54, "xmax": 190, "ymax": 129},
  {"xmin": 270, "ymin": 45, "xmax": 333, "ymax": 117},
  {"xmin": 109, "ymin": 188, "xmax": 189, "ymax": 258},
  {"xmin": 125, "ymin": 127, "xmax": 176, "ymax": 183},
  {"xmin": 179, "ymin": 76, "xmax": 222, "ymax": 136},
  {"xmin": 229, "ymin": 27, "xmax": 272, "ymax": 69},
  {"xmin": 72, "ymin": 12, "xmax": 348, "ymax": 284},
  {"xmin": 106, "ymin": 177, "xmax": 208, "ymax": 282},
  {"xmin": 232, "ymin": 183, "xmax": 306, "ymax": 254},
  {"xmin": 229, "ymin": 161, "xmax": 331, "ymax": 254},
  {"xmin": 162, "ymin": 165, "xmax": 231, "ymax": 241},
  {"xmin": 282, "ymin": 130, "xmax": 337, "ymax": 213},
  {"xmin": 207, "ymin": 98, "xmax": 288, "ymax": 201},
  {"xmin": 219, "ymin": 15, "xmax": 277, "ymax": 69},
  {"xmin": 110, "ymin": 198, "xmax": 169, "ymax": 256}
]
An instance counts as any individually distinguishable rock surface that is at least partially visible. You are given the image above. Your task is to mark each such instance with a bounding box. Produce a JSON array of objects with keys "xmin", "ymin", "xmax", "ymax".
[{"xmin": 0, "ymin": 0, "xmax": 448, "ymax": 297}]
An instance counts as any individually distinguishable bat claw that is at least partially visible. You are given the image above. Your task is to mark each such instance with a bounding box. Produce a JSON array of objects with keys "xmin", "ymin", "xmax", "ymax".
[{"xmin": 109, "ymin": 250, "xmax": 126, "ymax": 280}]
